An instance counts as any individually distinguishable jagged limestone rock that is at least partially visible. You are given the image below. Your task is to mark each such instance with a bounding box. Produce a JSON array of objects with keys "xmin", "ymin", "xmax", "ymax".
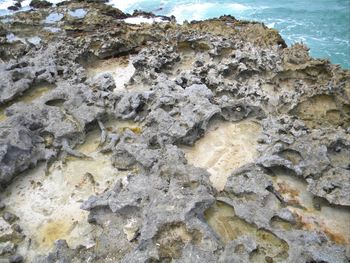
[{"xmin": 0, "ymin": 1, "xmax": 349, "ymax": 262}]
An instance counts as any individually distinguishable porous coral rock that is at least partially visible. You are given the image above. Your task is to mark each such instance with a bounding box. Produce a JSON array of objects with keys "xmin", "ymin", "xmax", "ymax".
[{"xmin": 0, "ymin": 1, "xmax": 349, "ymax": 263}]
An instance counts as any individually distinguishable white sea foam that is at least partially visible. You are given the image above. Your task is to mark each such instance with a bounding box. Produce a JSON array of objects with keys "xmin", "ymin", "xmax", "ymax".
[
  {"xmin": 0, "ymin": 0, "xmax": 14, "ymax": 10},
  {"xmin": 228, "ymin": 3, "xmax": 250, "ymax": 11},
  {"xmin": 169, "ymin": 2, "xmax": 214, "ymax": 23},
  {"xmin": 266, "ymin": 22, "xmax": 276, "ymax": 28},
  {"xmin": 168, "ymin": 2, "xmax": 250, "ymax": 23},
  {"xmin": 21, "ymin": 0, "xmax": 31, "ymax": 7},
  {"xmin": 124, "ymin": 16, "xmax": 166, "ymax": 25}
]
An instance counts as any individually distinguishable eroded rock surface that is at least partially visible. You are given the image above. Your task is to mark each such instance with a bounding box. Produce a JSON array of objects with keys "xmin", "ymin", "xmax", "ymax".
[{"xmin": 0, "ymin": 1, "xmax": 349, "ymax": 262}]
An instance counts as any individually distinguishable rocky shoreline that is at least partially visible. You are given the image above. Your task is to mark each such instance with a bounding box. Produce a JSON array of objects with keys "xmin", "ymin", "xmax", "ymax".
[{"xmin": 0, "ymin": 1, "xmax": 349, "ymax": 262}]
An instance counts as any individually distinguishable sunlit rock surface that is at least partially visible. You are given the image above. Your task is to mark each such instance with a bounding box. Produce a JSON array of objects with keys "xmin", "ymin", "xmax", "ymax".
[
  {"xmin": 0, "ymin": 1, "xmax": 349, "ymax": 262},
  {"xmin": 183, "ymin": 121, "xmax": 262, "ymax": 191}
]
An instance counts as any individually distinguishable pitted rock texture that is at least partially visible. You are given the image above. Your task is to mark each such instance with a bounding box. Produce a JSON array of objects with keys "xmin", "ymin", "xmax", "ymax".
[{"xmin": 0, "ymin": 1, "xmax": 349, "ymax": 263}]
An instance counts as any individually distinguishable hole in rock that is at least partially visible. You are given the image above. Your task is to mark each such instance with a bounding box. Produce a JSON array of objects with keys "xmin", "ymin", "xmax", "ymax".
[
  {"xmin": 44, "ymin": 27, "xmax": 61, "ymax": 33},
  {"xmin": 0, "ymin": 127, "xmax": 131, "ymax": 261},
  {"xmin": 272, "ymin": 69, "xmax": 319, "ymax": 86},
  {"xmin": 0, "ymin": 82, "xmax": 55, "ymax": 122},
  {"xmin": 45, "ymin": 98, "xmax": 66, "ymax": 107},
  {"xmin": 6, "ymin": 33, "xmax": 24, "ymax": 43},
  {"xmin": 204, "ymin": 201, "xmax": 289, "ymax": 262},
  {"xmin": 269, "ymin": 168, "xmax": 350, "ymax": 245},
  {"xmin": 13, "ymin": 82, "xmax": 54, "ymax": 104},
  {"xmin": 260, "ymin": 80, "xmax": 305, "ymax": 114},
  {"xmin": 181, "ymin": 120, "xmax": 262, "ymax": 191},
  {"xmin": 270, "ymin": 216, "xmax": 293, "ymax": 231},
  {"xmin": 218, "ymin": 47, "xmax": 234, "ymax": 58},
  {"xmin": 327, "ymin": 140, "xmax": 350, "ymax": 169},
  {"xmin": 27, "ymin": 36, "xmax": 41, "ymax": 45},
  {"xmin": 44, "ymin": 13, "xmax": 63, "ymax": 24},
  {"xmin": 292, "ymin": 94, "xmax": 348, "ymax": 128},
  {"xmin": 68, "ymin": 9, "xmax": 87, "ymax": 19},
  {"xmin": 278, "ymin": 149, "xmax": 303, "ymax": 166},
  {"xmin": 0, "ymin": 111, "xmax": 7, "ymax": 122},
  {"xmin": 154, "ymin": 222, "xmax": 202, "ymax": 261},
  {"xmin": 170, "ymin": 41, "xmax": 211, "ymax": 76},
  {"xmin": 6, "ymin": 31, "xmax": 42, "ymax": 45},
  {"xmin": 82, "ymin": 54, "xmax": 136, "ymax": 92}
]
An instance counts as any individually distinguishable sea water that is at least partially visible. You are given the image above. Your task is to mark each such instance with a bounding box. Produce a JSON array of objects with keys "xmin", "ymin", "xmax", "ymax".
[{"xmin": 0, "ymin": 0, "xmax": 349, "ymax": 69}]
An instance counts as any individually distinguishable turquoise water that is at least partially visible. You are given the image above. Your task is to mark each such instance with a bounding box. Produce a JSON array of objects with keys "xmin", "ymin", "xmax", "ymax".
[{"xmin": 0, "ymin": 0, "xmax": 349, "ymax": 68}]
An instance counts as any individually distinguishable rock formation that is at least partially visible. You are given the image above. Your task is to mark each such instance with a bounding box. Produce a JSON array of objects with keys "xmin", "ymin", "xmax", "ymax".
[{"xmin": 0, "ymin": 1, "xmax": 349, "ymax": 262}]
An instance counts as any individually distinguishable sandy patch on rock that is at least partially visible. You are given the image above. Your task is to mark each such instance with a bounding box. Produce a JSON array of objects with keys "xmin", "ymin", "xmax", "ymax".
[
  {"xmin": 271, "ymin": 171, "xmax": 350, "ymax": 245},
  {"xmin": 85, "ymin": 56, "xmax": 136, "ymax": 92},
  {"xmin": 182, "ymin": 120, "xmax": 262, "ymax": 191},
  {"xmin": 0, "ymin": 83, "xmax": 55, "ymax": 122},
  {"xmin": 0, "ymin": 128, "xmax": 130, "ymax": 261}
]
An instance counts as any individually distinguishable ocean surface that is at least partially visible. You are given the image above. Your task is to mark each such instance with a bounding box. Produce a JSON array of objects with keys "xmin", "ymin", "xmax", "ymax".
[{"xmin": 0, "ymin": 0, "xmax": 349, "ymax": 68}]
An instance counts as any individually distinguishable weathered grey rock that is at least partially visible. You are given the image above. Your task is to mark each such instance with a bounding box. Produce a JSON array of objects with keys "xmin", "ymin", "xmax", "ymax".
[
  {"xmin": 219, "ymin": 236, "xmax": 257, "ymax": 263},
  {"xmin": 307, "ymin": 167, "xmax": 350, "ymax": 206},
  {"xmin": 0, "ymin": 218, "xmax": 13, "ymax": 242},
  {"xmin": 1, "ymin": 213, "xmax": 17, "ymax": 224},
  {"xmin": 8, "ymin": 255, "xmax": 23, "ymax": 263},
  {"xmin": 0, "ymin": 241, "xmax": 15, "ymax": 256},
  {"xmin": 0, "ymin": 1, "xmax": 349, "ymax": 262}
]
